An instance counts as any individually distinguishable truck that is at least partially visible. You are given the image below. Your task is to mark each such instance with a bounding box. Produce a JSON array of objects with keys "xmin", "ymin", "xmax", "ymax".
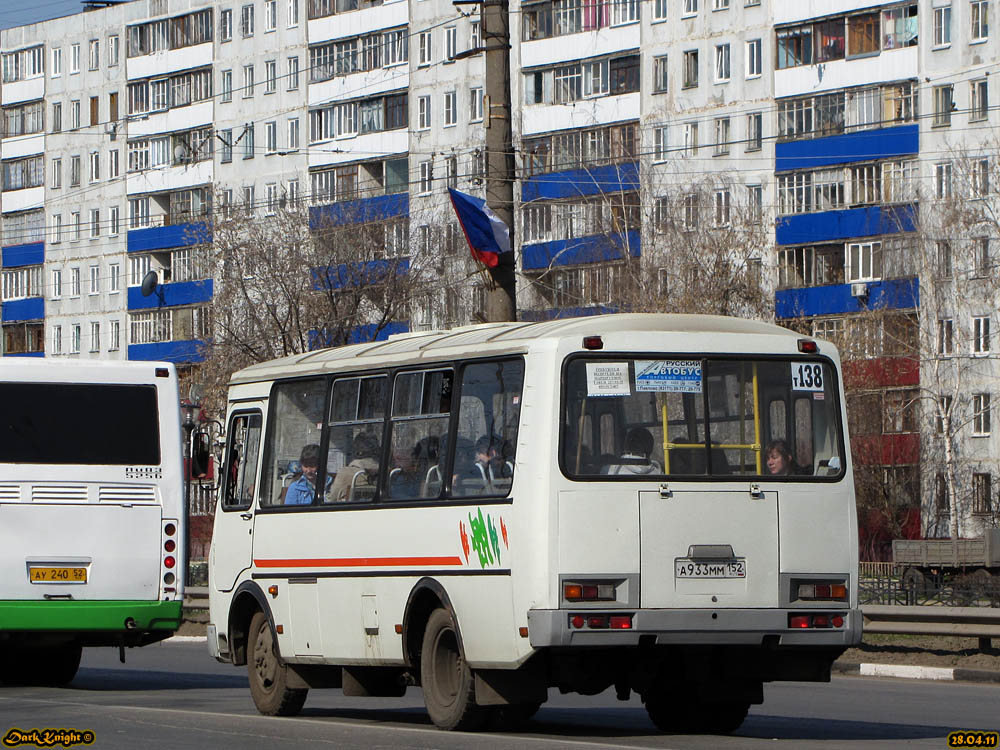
[{"xmin": 893, "ymin": 530, "xmax": 1000, "ymax": 599}]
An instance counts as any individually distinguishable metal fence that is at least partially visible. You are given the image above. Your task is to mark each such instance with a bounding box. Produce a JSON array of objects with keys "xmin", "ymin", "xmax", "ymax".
[{"xmin": 860, "ymin": 576, "xmax": 1000, "ymax": 608}]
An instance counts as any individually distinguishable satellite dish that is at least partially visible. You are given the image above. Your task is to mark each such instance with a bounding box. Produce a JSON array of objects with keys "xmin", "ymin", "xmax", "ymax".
[{"xmin": 140, "ymin": 270, "xmax": 159, "ymax": 297}]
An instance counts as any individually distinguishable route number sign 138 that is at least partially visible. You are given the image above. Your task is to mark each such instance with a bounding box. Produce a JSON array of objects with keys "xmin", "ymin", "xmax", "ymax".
[{"xmin": 791, "ymin": 362, "xmax": 824, "ymax": 392}]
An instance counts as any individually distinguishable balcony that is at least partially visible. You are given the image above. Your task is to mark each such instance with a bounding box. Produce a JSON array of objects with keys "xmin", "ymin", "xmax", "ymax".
[
  {"xmin": 309, "ymin": 192, "xmax": 408, "ymax": 228},
  {"xmin": 521, "ymin": 161, "xmax": 638, "ymax": 203},
  {"xmin": 128, "ymin": 339, "xmax": 205, "ymax": 362},
  {"xmin": 522, "ymin": 230, "xmax": 639, "ymax": 271},
  {"xmin": 1, "ymin": 296, "xmax": 43, "ymax": 323},
  {"xmin": 1, "ymin": 241, "xmax": 43, "ymax": 268},
  {"xmin": 776, "ymin": 124, "xmax": 918, "ymax": 172},
  {"xmin": 127, "ymin": 221, "xmax": 210, "ymax": 253},
  {"xmin": 775, "ymin": 277, "xmax": 918, "ymax": 319},
  {"xmin": 127, "ymin": 279, "xmax": 213, "ymax": 310},
  {"xmin": 776, "ymin": 204, "xmax": 917, "ymax": 247}
]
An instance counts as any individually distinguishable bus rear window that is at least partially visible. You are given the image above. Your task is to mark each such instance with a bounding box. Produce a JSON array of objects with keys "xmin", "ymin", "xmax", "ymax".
[
  {"xmin": 0, "ymin": 382, "xmax": 160, "ymax": 465},
  {"xmin": 561, "ymin": 357, "xmax": 844, "ymax": 480}
]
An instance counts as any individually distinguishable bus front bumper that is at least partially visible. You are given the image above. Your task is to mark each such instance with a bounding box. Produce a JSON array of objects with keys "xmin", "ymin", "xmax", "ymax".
[{"xmin": 527, "ymin": 607, "xmax": 862, "ymax": 648}]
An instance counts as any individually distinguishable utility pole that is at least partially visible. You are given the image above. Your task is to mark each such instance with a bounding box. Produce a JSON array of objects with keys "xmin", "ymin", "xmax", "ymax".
[{"xmin": 481, "ymin": 0, "xmax": 517, "ymax": 321}]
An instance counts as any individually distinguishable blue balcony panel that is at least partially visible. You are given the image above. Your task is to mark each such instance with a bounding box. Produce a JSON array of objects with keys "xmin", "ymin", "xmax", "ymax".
[
  {"xmin": 522, "ymin": 231, "xmax": 640, "ymax": 272},
  {"xmin": 775, "ymin": 277, "xmax": 919, "ymax": 319},
  {"xmin": 310, "ymin": 320, "xmax": 410, "ymax": 349},
  {"xmin": 776, "ymin": 124, "xmax": 919, "ymax": 172},
  {"xmin": 521, "ymin": 162, "xmax": 639, "ymax": 204},
  {"xmin": 776, "ymin": 204, "xmax": 917, "ymax": 247},
  {"xmin": 309, "ymin": 193, "xmax": 408, "ymax": 229},
  {"xmin": 2, "ymin": 242, "xmax": 43, "ymax": 268},
  {"xmin": 128, "ymin": 340, "xmax": 205, "ymax": 363},
  {"xmin": 2, "ymin": 351, "xmax": 45, "ymax": 358},
  {"xmin": 127, "ymin": 279, "xmax": 213, "ymax": 311},
  {"xmin": 521, "ymin": 305, "xmax": 616, "ymax": 322},
  {"xmin": 127, "ymin": 222, "xmax": 210, "ymax": 253},
  {"xmin": 313, "ymin": 257, "xmax": 410, "ymax": 291},
  {"xmin": 2, "ymin": 297, "xmax": 43, "ymax": 322}
]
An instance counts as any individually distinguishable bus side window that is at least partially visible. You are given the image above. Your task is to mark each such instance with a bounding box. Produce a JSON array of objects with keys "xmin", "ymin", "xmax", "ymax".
[
  {"xmin": 451, "ymin": 359, "xmax": 524, "ymax": 498},
  {"xmin": 222, "ymin": 412, "xmax": 262, "ymax": 511},
  {"xmin": 386, "ymin": 369, "xmax": 452, "ymax": 501},
  {"xmin": 328, "ymin": 375, "xmax": 387, "ymax": 503},
  {"xmin": 260, "ymin": 378, "xmax": 328, "ymax": 507}
]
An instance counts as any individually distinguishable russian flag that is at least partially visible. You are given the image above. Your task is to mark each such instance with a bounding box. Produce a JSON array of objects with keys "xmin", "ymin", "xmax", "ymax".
[{"xmin": 448, "ymin": 188, "xmax": 512, "ymax": 269}]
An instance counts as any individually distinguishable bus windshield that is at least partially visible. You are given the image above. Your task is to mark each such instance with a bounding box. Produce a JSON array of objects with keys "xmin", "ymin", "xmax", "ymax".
[
  {"xmin": 561, "ymin": 356, "xmax": 844, "ymax": 480},
  {"xmin": 0, "ymin": 382, "xmax": 160, "ymax": 465}
]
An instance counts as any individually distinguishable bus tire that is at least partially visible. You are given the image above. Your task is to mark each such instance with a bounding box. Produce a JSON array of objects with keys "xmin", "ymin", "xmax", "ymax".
[
  {"xmin": 247, "ymin": 611, "xmax": 307, "ymax": 716},
  {"xmin": 0, "ymin": 644, "xmax": 81, "ymax": 687},
  {"xmin": 420, "ymin": 607, "xmax": 488, "ymax": 731},
  {"xmin": 644, "ymin": 692, "xmax": 748, "ymax": 735}
]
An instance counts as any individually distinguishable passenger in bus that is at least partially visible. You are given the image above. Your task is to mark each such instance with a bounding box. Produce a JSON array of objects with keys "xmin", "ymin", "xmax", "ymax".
[
  {"xmin": 284, "ymin": 444, "xmax": 333, "ymax": 504},
  {"xmin": 330, "ymin": 432, "xmax": 380, "ymax": 502},
  {"xmin": 602, "ymin": 427, "xmax": 662, "ymax": 475},
  {"xmin": 388, "ymin": 440, "xmax": 427, "ymax": 499},
  {"xmin": 765, "ymin": 439, "xmax": 797, "ymax": 476}
]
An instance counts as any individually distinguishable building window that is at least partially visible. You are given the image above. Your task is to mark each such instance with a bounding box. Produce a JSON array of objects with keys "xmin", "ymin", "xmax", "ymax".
[
  {"xmin": 51, "ymin": 47, "xmax": 61, "ymax": 77},
  {"xmin": 713, "ymin": 117, "xmax": 730, "ymax": 155},
  {"xmin": 653, "ymin": 0, "xmax": 668, "ymax": 20},
  {"xmin": 109, "ymin": 262, "xmax": 120, "ymax": 292},
  {"xmin": 72, "ymin": 213, "xmax": 82, "ymax": 240},
  {"xmin": 973, "ymin": 315, "xmax": 991, "ymax": 354},
  {"xmin": 89, "ymin": 209, "xmax": 100, "ymax": 239},
  {"xmin": 976, "ymin": 237, "xmax": 991, "ymax": 276},
  {"xmin": 71, "ymin": 267, "xmax": 81, "ymax": 297},
  {"xmin": 935, "ymin": 162, "xmax": 953, "ymax": 199},
  {"xmin": 243, "ymin": 123, "xmax": 255, "ymax": 159},
  {"xmin": 89, "ymin": 152, "xmax": 100, "ymax": 182},
  {"xmin": 973, "ymin": 473, "xmax": 992, "ymax": 513},
  {"xmin": 971, "ymin": 0, "xmax": 989, "ymax": 41},
  {"xmin": 443, "ymin": 90, "xmax": 456, "ymax": 126},
  {"xmin": 934, "ymin": 5, "xmax": 952, "ymax": 45},
  {"xmin": 418, "ymin": 95, "xmax": 431, "ymax": 129},
  {"xmin": 682, "ymin": 50, "xmax": 698, "ymax": 88},
  {"xmin": 683, "ymin": 0, "xmax": 698, "ymax": 16},
  {"xmin": 265, "ymin": 60, "xmax": 277, "ymax": 93},
  {"xmin": 221, "ymin": 9, "xmax": 233, "ymax": 41},
  {"xmin": 746, "ymin": 112, "xmax": 762, "ymax": 151},
  {"xmin": 288, "ymin": 0, "xmax": 299, "ymax": 26},
  {"xmin": 265, "ymin": 0, "xmax": 277, "ymax": 30},
  {"xmin": 470, "ymin": 87, "xmax": 483, "ymax": 121},
  {"xmin": 221, "ymin": 70, "xmax": 232, "ymax": 102},
  {"xmin": 419, "ymin": 31, "xmax": 432, "ymax": 66},
  {"xmin": 71, "ymin": 43, "xmax": 80, "ymax": 74},
  {"xmin": 419, "ymin": 160, "xmax": 433, "ymax": 194},
  {"xmin": 88, "ymin": 39, "xmax": 100, "ymax": 71},
  {"xmin": 109, "ymin": 207, "xmax": 120, "ymax": 237},
  {"xmin": 970, "ymin": 78, "xmax": 988, "ymax": 121},
  {"xmin": 71, "ymin": 325, "xmax": 81, "ymax": 354},
  {"xmin": 264, "ymin": 121, "xmax": 277, "ymax": 153},
  {"xmin": 219, "ymin": 129, "xmax": 233, "ymax": 162},
  {"xmin": 653, "ymin": 126, "xmax": 668, "ymax": 162},
  {"xmin": 748, "ymin": 184, "xmax": 763, "ymax": 222},
  {"xmin": 71, "ymin": 100, "xmax": 80, "ymax": 129},
  {"xmin": 243, "ymin": 65, "xmax": 255, "ymax": 97},
  {"xmin": 973, "ymin": 393, "xmax": 992, "ymax": 435},
  {"xmin": 933, "ymin": 84, "xmax": 953, "ymax": 126},
  {"xmin": 653, "ymin": 54, "xmax": 668, "ymax": 93},
  {"xmin": 51, "ymin": 158, "xmax": 62, "ymax": 188},
  {"xmin": 847, "ymin": 241, "xmax": 882, "ymax": 282},
  {"xmin": 445, "ymin": 26, "xmax": 457, "ymax": 61},
  {"xmin": 714, "ymin": 44, "xmax": 730, "ymax": 82},
  {"xmin": 714, "ymin": 189, "xmax": 731, "ymax": 226},
  {"xmin": 89, "ymin": 264, "xmax": 100, "ymax": 295},
  {"xmin": 265, "ymin": 183, "xmax": 278, "ymax": 214},
  {"xmin": 936, "ymin": 395, "xmax": 953, "ymax": 434},
  {"xmin": 683, "ymin": 121, "xmax": 698, "ymax": 154},
  {"xmin": 745, "ymin": 38, "xmax": 761, "ymax": 78},
  {"xmin": 683, "ymin": 194, "xmax": 698, "ymax": 230},
  {"xmin": 242, "ymin": 3, "xmax": 255, "ymax": 37},
  {"xmin": 287, "ymin": 56, "xmax": 299, "ymax": 89},
  {"xmin": 287, "ymin": 118, "xmax": 300, "ymax": 150},
  {"xmin": 52, "ymin": 270, "xmax": 62, "ymax": 298},
  {"xmin": 109, "ymin": 320, "xmax": 120, "ymax": 351},
  {"xmin": 53, "ymin": 325, "xmax": 62, "ymax": 354},
  {"xmin": 938, "ymin": 318, "xmax": 954, "ymax": 355}
]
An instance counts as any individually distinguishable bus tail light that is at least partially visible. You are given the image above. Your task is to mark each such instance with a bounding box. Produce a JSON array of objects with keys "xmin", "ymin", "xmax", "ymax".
[
  {"xmin": 609, "ymin": 615, "xmax": 632, "ymax": 629},
  {"xmin": 582, "ymin": 336, "xmax": 603, "ymax": 350},
  {"xmin": 569, "ymin": 613, "xmax": 633, "ymax": 630},
  {"xmin": 797, "ymin": 339, "xmax": 819, "ymax": 353},
  {"xmin": 588, "ymin": 615, "xmax": 608, "ymax": 629},
  {"xmin": 789, "ymin": 613, "xmax": 845, "ymax": 629},
  {"xmin": 796, "ymin": 581, "xmax": 848, "ymax": 601},
  {"xmin": 164, "ymin": 556, "xmax": 175, "ymax": 569},
  {"xmin": 563, "ymin": 582, "xmax": 616, "ymax": 602},
  {"xmin": 161, "ymin": 519, "xmax": 179, "ymax": 596}
]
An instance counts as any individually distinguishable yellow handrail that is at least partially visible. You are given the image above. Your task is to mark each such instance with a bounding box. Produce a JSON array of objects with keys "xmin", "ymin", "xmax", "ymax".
[{"xmin": 752, "ymin": 362, "xmax": 762, "ymax": 474}]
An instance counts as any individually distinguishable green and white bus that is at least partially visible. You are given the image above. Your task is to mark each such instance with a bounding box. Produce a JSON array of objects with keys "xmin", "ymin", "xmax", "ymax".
[{"xmin": 0, "ymin": 360, "xmax": 185, "ymax": 685}]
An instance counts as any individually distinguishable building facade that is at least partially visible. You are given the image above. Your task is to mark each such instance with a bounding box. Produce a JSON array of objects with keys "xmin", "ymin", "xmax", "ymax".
[{"xmin": 2, "ymin": 0, "xmax": 999, "ymax": 538}]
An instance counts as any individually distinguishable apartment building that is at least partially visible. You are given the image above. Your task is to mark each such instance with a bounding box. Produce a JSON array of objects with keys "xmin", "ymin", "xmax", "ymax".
[{"xmin": 2, "ymin": 0, "xmax": 999, "ymax": 537}]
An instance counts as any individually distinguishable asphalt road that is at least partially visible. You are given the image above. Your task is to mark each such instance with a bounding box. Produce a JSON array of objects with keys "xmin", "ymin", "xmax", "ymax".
[{"xmin": 0, "ymin": 640, "xmax": 997, "ymax": 750}]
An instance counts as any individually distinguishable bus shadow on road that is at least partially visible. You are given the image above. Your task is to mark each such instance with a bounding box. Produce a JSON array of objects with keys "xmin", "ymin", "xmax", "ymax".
[{"xmin": 70, "ymin": 668, "xmax": 248, "ymax": 692}]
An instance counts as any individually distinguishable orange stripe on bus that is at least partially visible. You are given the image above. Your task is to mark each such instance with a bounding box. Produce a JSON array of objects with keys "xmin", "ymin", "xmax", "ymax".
[{"xmin": 253, "ymin": 556, "xmax": 465, "ymax": 568}]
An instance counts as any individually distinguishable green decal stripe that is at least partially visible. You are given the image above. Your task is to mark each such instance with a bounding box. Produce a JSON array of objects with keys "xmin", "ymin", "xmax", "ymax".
[{"xmin": 0, "ymin": 600, "xmax": 183, "ymax": 631}]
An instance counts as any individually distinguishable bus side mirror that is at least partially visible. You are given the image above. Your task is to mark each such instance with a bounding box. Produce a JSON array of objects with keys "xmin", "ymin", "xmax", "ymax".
[{"xmin": 191, "ymin": 431, "xmax": 212, "ymax": 479}]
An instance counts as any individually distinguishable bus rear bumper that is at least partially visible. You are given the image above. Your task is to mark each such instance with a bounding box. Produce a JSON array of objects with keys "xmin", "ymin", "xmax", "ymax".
[{"xmin": 527, "ymin": 607, "xmax": 862, "ymax": 648}]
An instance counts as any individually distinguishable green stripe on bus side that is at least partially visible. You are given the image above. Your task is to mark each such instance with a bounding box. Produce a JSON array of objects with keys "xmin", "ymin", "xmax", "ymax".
[{"xmin": 0, "ymin": 600, "xmax": 183, "ymax": 631}]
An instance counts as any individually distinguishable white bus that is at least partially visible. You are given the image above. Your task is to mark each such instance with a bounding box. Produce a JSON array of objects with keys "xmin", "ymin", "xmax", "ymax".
[
  {"xmin": 208, "ymin": 314, "xmax": 859, "ymax": 733},
  {"xmin": 0, "ymin": 360, "xmax": 185, "ymax": 685}
]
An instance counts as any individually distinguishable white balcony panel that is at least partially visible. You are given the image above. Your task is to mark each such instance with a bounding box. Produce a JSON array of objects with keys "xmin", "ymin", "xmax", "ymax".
[
  {"xmin": 1, "ymin": 134, "xmax": 44, "ymax": 160},
  {"xmin": 308, "ymin": 2, "xmax": 408, "ymax": 44},
  {"xmin": 126, "ymin": 159, "xmax": 213, "ymax": 196},
  {"xmin": 522, "ymin": 92, "xmax": 639, "ymax": 136},
  {"xmin": 308, "ymin": 67, "xmax": 407, "ymax": 106},
  {"xmin": 775, "ymin": 0, "xmax": 893, "ymax": 25},
  {"xmin": 774, "ymin": 47, "xmax": 918, "ymax": 99},
  {"xmin": 521, "ymin": 24, "xmax": 640, "ymax": 70},
  {"xmin": 0, "ymin": 186, "xmax": 44, "ymax": 213},
  {"xmin": 307, "ymin": 130, "xmax": 407, "ymax": 169},
  {"xmin": 127, "ymin": 101, "xmax": 213, "ymax": 138},
  {"xmin": 126, "ymin": 43, "xmax": 213, "ymax": 81},
  {"xmin": 1, "ymin": 78, "xmax": 44, "ymax": 107}
]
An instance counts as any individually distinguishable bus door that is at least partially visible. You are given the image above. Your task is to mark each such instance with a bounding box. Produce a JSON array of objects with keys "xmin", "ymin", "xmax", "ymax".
[
  {"xmin": 211, "ymin": 409, "xmax": 263, "ymax": 592},
  {"xmin": 637, "ymin": 360, "xmax": 780, "ymax": 609}
]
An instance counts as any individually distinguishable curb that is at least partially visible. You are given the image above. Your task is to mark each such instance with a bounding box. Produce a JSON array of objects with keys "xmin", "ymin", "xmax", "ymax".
[{"xmin": 833, "ymin": 661, "xmax": 1000, "ymax": 684}]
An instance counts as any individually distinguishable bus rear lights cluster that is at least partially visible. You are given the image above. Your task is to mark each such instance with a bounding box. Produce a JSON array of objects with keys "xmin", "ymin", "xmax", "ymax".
[
  {"xmin": 797, "ymin": 583, "xmax": 847, "ymax": 601},
  {"xmin": 564, "ymin": 583, "xmax": 616, "ymax": 601},
  {"xmin": 570, "ymin": 614, "xmax": 633, "ymax": 630},
  {"xmin": 161, "ymin": 519, "xmax": 179, "ymax": 593},
  {"xmin": 789, "ymin": 614, "xmax": 845, "ymax": 629}
]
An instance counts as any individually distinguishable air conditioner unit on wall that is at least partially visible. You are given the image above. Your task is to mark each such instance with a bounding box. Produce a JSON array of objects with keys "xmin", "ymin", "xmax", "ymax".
[{"xmin": 850, "ymin": 282, "xmax": 868, "ymax": 298}]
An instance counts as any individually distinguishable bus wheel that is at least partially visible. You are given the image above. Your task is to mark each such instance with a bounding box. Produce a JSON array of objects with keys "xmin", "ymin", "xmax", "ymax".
[
  {"xmin": 420, "ymin": 608, "xmax": 488, "ymax": 731},
  {"xmin": 247, "ymin": 611, "xmax": 307, "ymax": 716},
  {"xmin": 644, "ymin": 693, "xmax": 748, "ymax": 734},
  {"xmin": 0, "ymin": 644, "xmax": 81, "ymax": 687}
]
